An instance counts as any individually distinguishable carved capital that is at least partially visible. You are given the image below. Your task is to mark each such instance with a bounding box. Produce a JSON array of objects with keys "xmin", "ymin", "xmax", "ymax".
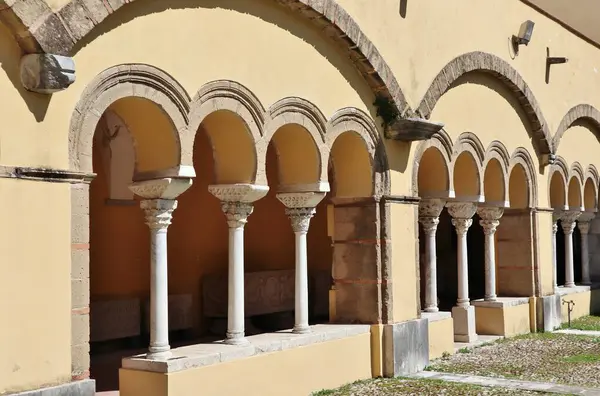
[
  {"xmin": 140, "ymin": 199, "xmax": 177, "ymax": 231},
  {"xmin": 419, "ymin": 216, "xmax": 440, "ymax": 234},
  {"xmin": 446, "ymin": 201, "xmax": 477, "ymax": 220},
  {"xmin": 419, "ymin": 198, "xmax": 445, "ymax": 218},
  {"xmin": 578, "ymin": 211, "xmax": 596, "ymax": 235},
  {"xmin": 559, "ymin": 210, "xmax": 581, "ymax": 234},
  {"xmin": 208, "ymin": 184, "xmax": 269, "ymax": 203},
  {"xmin": 221, "ymin": 202, "xmax": 254, "ymax": 229},
  {"xmin": 451, "ymin": 218, "xmax": 473, "ymax": 236},
  {"xmin": 286, "ymin": 207, "xmax": 317, "ymax": 233},
  {"xmin": 276, "ymin": 192, "xmax": 326, "ymax": 209},
  {"xmin": 479, "ymin": 219, "xmax": 500, "ymax": 235},
  {"xmin": 477, "ymin": 206, "xmax": 504, "ymax": 221},
  {"xmin": 130, "ymin": 178, "xmax": 192, "ymax": 200}
]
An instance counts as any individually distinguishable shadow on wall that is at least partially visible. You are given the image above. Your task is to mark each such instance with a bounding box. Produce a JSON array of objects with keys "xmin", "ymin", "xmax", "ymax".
[
  {"xmin": 70, "ymin": 0, "xmax": 378, "ymax": 121},
  {"xmin": 0, "ymin": 23, "xmax": 51, "ymax": 122}
]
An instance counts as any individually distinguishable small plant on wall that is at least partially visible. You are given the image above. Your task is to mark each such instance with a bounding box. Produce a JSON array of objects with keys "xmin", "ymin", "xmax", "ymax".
[{"xmin": 374, "ymin": 94, "xmax": 400, "ymax": 128}]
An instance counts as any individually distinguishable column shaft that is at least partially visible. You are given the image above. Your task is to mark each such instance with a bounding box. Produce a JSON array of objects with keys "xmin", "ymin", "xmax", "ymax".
[
  {"xmin": 294, "ymin": 229, "xmax": 309, "ymax": 332},
  {"xmin": 552, "ymin": 219, "xmax": 558, "ymax": 291},
  {"xmin": 456, "ymin": 225, "xmax": 470, "ymax": 307},
  {"xmin": 477, "ymin": 207, "xmax": 502, "ymax": 302},
  {"xmin": 424, "ymin": 226, "xmax": 439, "ymax": 312},
  {"xmin": 560, "ymin": 211, "xmax": 580, "ymax": 288}
]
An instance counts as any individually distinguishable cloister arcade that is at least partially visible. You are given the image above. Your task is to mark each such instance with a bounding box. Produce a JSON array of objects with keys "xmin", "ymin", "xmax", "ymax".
[
  {"xmin": 415, "ymin": 129, "xmax": 600, "ymax": 342},
  {"xmin": 75, "ymin": 65, "xmax": 388, "ymax": 389}
]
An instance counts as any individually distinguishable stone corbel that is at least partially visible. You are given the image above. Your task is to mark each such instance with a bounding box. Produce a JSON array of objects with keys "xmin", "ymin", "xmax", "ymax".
[
  {"xmin": 386, "ymin": 117, "xmax": 445, "ymax": 141},
  {"xmin": 20, "ymin": 53, "xmax": 76, "ymax": 94}
]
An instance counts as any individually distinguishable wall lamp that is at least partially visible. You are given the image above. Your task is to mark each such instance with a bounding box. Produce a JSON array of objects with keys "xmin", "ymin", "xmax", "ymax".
[{"xmin": 512, "ymin": 20, "xmax": 535, "ymax": 53}]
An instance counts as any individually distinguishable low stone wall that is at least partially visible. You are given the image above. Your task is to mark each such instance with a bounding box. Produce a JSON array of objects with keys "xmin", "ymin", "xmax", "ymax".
[
  {"xmin": 423, "ymin": 312, "xmax": 454, "ymax": 360},
  {"xmin": 472, "ymin": 298, "xmax": 530, "ymax": 337}
]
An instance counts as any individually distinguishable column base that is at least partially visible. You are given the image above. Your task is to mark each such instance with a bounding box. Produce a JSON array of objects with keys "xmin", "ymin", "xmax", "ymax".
[
  {"xmin": 292, "ymin": 325, "xmax": 312, "ymax": 334},
  {"xmin": 224, "ymin": 335, "xmax": 250, "ymax": 346},
  {"xmin": 565, "ymin": 282, "xmax": 576, "ymax": 288},
  {"xmin": 484, "ymin": 296, "xmax": 497, "ymax": 302},
  {"xmin": 424, "ymin": 306, "xmax": 439, "ymax": 313},
  {"xmin": 146, "ymin": 350, "xmax": 172, "ymax": 360},
  {"xmin": 452, "ymin": 305, "xmax": 477, "ymax": 343},
  {"xmin": 382, "ymin": 318, "xmax": 429, "ymax": 377},
  {"xmin": 582, "ymin": 281, "xmax": 592, "ymax": 286}
]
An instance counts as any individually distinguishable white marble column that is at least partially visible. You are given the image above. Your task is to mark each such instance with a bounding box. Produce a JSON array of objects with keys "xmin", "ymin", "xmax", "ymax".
[
  {"xmin": 560, "ymin": 210, "xmax": 581, "ymax": 288},
  {"xmin": 277, "ymin": 192, "xmax": 326, "ymax": 334},
  {"xmin": 419, "ymin": 199, "xmax": 445, "ymax": 313},
  {"xmin": 130, "ymin": 178, "xmax": 192, "ymax": 360},
  {"xmin": 578, "ymin": 212, "xmax": 595, "ymax": 285},
  {"xmin": 209, "ymin": 184, "xmax": 269, "ymax": 345},
  {"xmin": 477, "ymin": 207, "xmax": 504, "ymax": 302},
  {"xmin": 446, "ymin": 201, "xmax": 478, "ymax": 343},
  {"xmin": 552, "ymin": 213, "xmax": 559, "ymax": 292}
]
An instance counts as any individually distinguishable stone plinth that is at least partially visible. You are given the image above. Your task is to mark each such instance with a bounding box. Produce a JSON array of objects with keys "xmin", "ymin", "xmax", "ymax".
[{"xmin": 451, "ymin": 305, "xmax": 477, "ymax": 343}]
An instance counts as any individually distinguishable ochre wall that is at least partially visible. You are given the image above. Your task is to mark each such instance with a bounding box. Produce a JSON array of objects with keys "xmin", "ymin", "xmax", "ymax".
[{"xmin": 0, "ymin": 179, "xmax": 72, "ymax": 394}]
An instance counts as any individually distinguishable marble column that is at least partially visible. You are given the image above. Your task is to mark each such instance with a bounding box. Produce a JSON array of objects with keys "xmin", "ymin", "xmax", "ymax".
[
  {"xmin": 209, "ymin": 184, "xmax": 269, "ymax": 345},
  {"xmin": 418, "ymin": 199, "xmax": 445, "ymax": 313},
  {"xmin": 578, "ymin": 212, "xmax": 595, "ymax": 286},
  {"xmin": 477, "ymin": 206, "xmax": 504, "ymax": 302},
  {"xmin": 446, "ymin": 201, "xmax": 478, "ymax": 343},
  {"xmin": 560, "ymin": 210, "xmax": 581, "ymax": 288},
  {"xmin": 552, "ymin": 213, "xmax": 559, "ymax": 292},
  {"xmin": 277, "ymin": 191, "xmax": 326, "ymax": 334},
  {"xmin": 130, "ymin": 178, "xmax": 192, "ymax": 360}
]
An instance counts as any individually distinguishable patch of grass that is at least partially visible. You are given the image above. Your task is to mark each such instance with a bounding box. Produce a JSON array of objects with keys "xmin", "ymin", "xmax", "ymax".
[
  {"xmin": 561, "ymin": 353, "xmax": 600, "ymax": 363},
  {"xmin": 562, "ymin": 315, "xmax": 600, "ymax": 331},
  {"xmin": 312, "ymin": 377, "xmax": 555, "ymax": 395},
  {"xmin": 458, "ymin": 347, "xmax": 471, "ymax": 353}
]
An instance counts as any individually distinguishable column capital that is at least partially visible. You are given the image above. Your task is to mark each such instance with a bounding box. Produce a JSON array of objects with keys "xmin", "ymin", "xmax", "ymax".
[
  {"xmin": 140, "ymin": 199, "xmax": 177, "ymax": 231},
  {"xmin": 419, "ymin": 216, "xmax": 440, "ymax": 234},
  {"xmin": 477, "ymin": 206, "xmax": 503, "ymax": 235},
  {"xmin": 208, "ymin": 183, "xmax": 269, "ymax": 203},
  {"xmin": 286, "ymin": 207, "xmax": 317, "ymax": 233},
  {"xmin": 419, "ymin": 198, "xmax": 445, "ymax": 218},
  {"xmin": 446, "ymin": 201, "xmax": 477, "ymax": 219},
  {"xmin": 129, "ymin": 178, "xmax": 192, "ymax": 200},
  {"xmin": 221, "ymin": 202, "xmax": 254, "ymax": 228},
  {"xmin": 276, "ymin": 191, "xmax": 327, "ymax": 209},
  {"xmin": 578, "ymin": 211, "xmax": 596, "ymax": 235},
  {"xmin": 559, "ymin": 210, "xmax": 581, "ymax": 234}
]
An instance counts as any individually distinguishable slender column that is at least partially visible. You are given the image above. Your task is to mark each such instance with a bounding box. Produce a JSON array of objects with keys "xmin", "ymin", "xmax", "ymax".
[
  {"xmin": 477, "ymin": 207, "xmax": 504, "ymax": 302},
  {"xmin": 552, "ymin": 213, "xmax": 559, "ymax": 292},
  {"xmin": 277, "ymin": 192, "xmax": 326, "ymax": 334},
  {"xmin": 560, "ymin": 210, "xmax": 581, "ymax": 288},
  {"xmin": 209, "ymin": 184, "xmax": 269, "ymax": 345},
  {"xmin": 130, "ymin": 178, "xmax": 192, "ymax": 360},
  {"xmin": 446, "ymin": 201, "xmax": 478, "ymax": 343},
  {"xmin": 578, "ymin": 212, "xmax": 595, "ymax": 285},
  {"xmin": 419, "ymin": 199, "xmax": 445, "ymax": 313}
]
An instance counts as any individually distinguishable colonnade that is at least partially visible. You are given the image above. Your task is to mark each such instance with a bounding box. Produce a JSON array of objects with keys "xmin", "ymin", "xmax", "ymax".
[
  {"xmin": 129, "ymin": 178, "xmax": 326, "ymax": 359},
  {"xmin": 551, "ymin": 210, "xmax": 595, "ymax": 290}
]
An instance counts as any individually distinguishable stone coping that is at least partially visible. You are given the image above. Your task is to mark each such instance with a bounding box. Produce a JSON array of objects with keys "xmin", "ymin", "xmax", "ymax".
[
  {"xmin": 122, "ymin": 324, "xmax": 370, "ymax": 374},
  {"xmin": 421, "ymin": 311, "xmax": 452, "ymax": 322},
  {"xmin": 471, "ymin": 297, "xmax": 530, "ymax": 308},
  {"xmin": 556, "ymin": 285, "xmax": 592, "ymax": 296}
]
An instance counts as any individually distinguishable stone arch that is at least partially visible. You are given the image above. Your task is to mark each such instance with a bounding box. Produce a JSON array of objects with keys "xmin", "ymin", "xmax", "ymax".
[
  {"xmin": 326, "ymin": 107, "xmax": 387, "ymax": 197},
  {"xmin": 508, "ymin": 148, "xmax": 537, "ymax": 208},
  {"xmin": 568, "ymin": 162, "xmax": 585, "ymax": 210},
  {"xmin": 189, "ymin": 80, "xmax": 266, "ymax": 185},
  {"xmin": 417, "ymin": 52, "xmax": 552, "ymax": 158},
  {"xmin": 69, "ymin": 63, "xmax": 193, "ymax": 178},
  {"xmin": 554, "ymin": 104, "xmax": 600, "ymax": 151},
  {"xmin": 549, "ymin": 156, "xmax": 569, "ymax": 209},
  {"xmin": 583, "ymin": 171, "xmax": 598, "ymax": 211},
  {"xmin": 4, "ymin": 0, "xmax": 411, "ymax": 134},
  {"xmin": 452, "ymin": 133, "xmax": 484, "ymax": 201},
  {"xmin": 412, "ymin": 129, "xmax": 454, "ymax": 198},
  {"xmin": 263, "ymin": 97, "xmax": 328, "ymax": 191},
  {"xmin": 483, "ymin": 141, "xmax": 510, "ymax": 206}
]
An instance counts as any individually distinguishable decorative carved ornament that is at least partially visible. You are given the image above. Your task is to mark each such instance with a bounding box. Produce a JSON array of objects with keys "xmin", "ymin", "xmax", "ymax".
[
  {"xmin": 129, "ymin": 178, "xmax": 193, "ymax": 200},
  {"xmin": 477, "ymin": 206, "xmax": 504, "ymax": 235},
  {"xmin": 221, "ymin": 202, "xmax": 254, "ymax": 229},
  {"xmin": 140, "ymin": 199, "xmax": 178, "ymax": 230},
  {"xmin": 286, "ymin": 207, "xmax": 317, "ymax": 233},
  {"xmin": 419, "ymin": 198, "xmax": 445, "ymax": 218},
  {"xmin": 208, "ymin": 184, "xmax": 269, "ymax": 203},
  {"xmin": 419, "ymin": 217, "xmax": 440, "ymax": 234},
  {"xmin": 446, "ymin": 201, "xmax": 477, "ymax": 219},
  {"xmin": 578, "ymin": 211, "xmax": 596, "ymax": 234},
  {"xmin": 559, "ymin": 210, "xmax": 581, "ymax": 234},
  {"xmin": 276, "ymin": 192, "xmax": 326, "ymax": 209}
]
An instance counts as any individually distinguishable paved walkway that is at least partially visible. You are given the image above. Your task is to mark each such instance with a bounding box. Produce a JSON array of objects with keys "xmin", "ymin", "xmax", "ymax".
[
  {"xmin": 409, "ymin": 371, "xmax": 600, "ymax": 395},
  {"xmin": 555, "ymin": 329, "xmax": 600, "ymax": 337}
]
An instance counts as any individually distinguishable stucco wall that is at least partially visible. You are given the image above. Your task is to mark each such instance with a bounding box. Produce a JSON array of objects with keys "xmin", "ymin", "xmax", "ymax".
[{"xmin": 0, "ymin": 179, "xmax": 72, "ymax": 394}]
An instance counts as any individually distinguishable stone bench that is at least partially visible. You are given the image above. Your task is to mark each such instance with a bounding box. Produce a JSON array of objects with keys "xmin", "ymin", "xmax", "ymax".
[{"xmin": 90, "ymin": 298, "xmax": 141, "ymax": 342}]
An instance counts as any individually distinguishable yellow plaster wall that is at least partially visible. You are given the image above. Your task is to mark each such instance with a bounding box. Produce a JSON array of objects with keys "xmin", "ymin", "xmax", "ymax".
[
  {"xmin": 474, "ymin": 304, "xmax": 530, "ymax": 337},
  {"xmin": 119, "ymin": 334, "xmax": 373, "ymax": 396},
  {"xmin": 0, "ymin": 179, "xmax": 71, "ymax": 394},
  {"xmin": 389, "ymin": 203, "xmax": 419, "ymax": 322},
  {"xmin": 559, "ymin": 289, "xmax": 600, "ymax": 321},
  {"xmin": 536, "ymin": 211, "xmax": 555, "ymax": 296},
  {"xmin": 556, "ymin": 125, "xmax": 600, "ymax": 194},
  {"xmin": 428, "ymin": 318, "xmax": 454, "ymax": 360}
]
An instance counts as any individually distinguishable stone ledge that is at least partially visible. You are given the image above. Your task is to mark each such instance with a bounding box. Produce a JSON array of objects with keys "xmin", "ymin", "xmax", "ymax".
[
  {"xmin": 122, "ymin": 324, "xmax": 370, "ymax": 374},
  {"xmin": 421, "ymin": 311, "xmax": 452, "ymax": 322},
  {"xmin": 556, "ymin": 285, "xmax": 592, "ymax": 296},
  {"xmin": 471, "ymin": 297, "xmax": 530, "ymax": 308},
  {"xmin": 11, "ymin": 379, "xmax": 95, "ymax": 396}
]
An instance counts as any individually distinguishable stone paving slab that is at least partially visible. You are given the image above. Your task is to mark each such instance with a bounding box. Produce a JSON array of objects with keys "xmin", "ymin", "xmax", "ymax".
[
  {"xmin": 555, "ymin": 329, "xmax": 600, "ymax": 337},
  {"xmin": 410, "ymin": 371, "xmax": 600, "ymax": 395}
]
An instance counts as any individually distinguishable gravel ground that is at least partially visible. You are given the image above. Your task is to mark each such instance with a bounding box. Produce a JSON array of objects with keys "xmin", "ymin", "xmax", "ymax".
[
  {"xmin": 428, "ymin": 333, "xmax": 600, "ymax": 387},
  {"xmin": 312, "ymin": 378, "xmax": 555, "ymax": 395},
  {"xmin": 563, "ymin": 315, "xmax": 600, "ymax": 331}
]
